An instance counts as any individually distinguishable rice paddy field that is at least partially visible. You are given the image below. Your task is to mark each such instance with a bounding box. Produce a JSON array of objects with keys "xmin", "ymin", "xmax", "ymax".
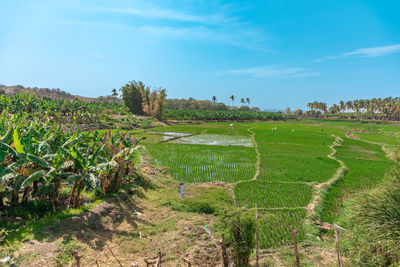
[{"xmin": 140, "ymin": 120, "xmax": 399, "ymax": 248}]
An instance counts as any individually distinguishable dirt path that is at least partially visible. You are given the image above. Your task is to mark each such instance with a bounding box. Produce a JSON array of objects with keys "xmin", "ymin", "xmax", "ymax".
[
  {"xmin": 346, "ymin": 131, "xmax": 398, "ymax": 163},
  {"xmin": 248, "ymin": 127, "xmax": 260, "ymax": 181},
  {"xmin": 305, "ymin": 135, "xmax": 347, "ymax": 229}
]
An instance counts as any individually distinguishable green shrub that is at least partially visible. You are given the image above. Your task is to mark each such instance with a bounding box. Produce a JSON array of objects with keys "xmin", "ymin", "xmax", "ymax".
[
  {"xmin": 216, "ymin": 208, "xmax": 256, "ymax": 267},
  {"xmin": 342, "ymin": 168, "xmax": 400, "ymax": 266}
]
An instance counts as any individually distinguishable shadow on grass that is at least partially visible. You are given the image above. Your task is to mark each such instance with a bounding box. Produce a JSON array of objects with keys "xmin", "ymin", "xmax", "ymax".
[{"xmin": 0, "ymin": 173, "xmax": 154, "ymax": 251}]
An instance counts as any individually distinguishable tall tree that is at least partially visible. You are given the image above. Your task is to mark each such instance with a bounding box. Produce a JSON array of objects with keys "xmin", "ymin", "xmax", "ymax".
[
  {"xmin": 120, "ymin": 81, "xmax": 144, "ymax": 114},
  {"xmin": 212, "ymin": 96, "xmax": 217, "ymax": 103},
  {"xmin": 240, "ymin": 98, "xmax": 245, "ymax": 105},
  {"xmin": 112, "ymin": 88, "xmax": 118, "ymax": 98},
  {"xmin": 230, "ymin": 95, "xmax": 235, "ymax": 106},
  {"xmin": 246, "ymin": 98, "xmax": 250, "ymax": 106}
]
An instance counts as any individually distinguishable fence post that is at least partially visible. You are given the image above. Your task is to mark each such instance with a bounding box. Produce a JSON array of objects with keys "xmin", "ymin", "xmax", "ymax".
[
  {"xmin": 71, "ymin": 250, "xmax": 81, "ymax": 267},
  {"xmin": 291, "ymin": 227, "xmax": 300, "ymax": 267},
  {"xmin": 155, "ymin": 249, "xmax": 162, "ymax": 267},
  {"xmin": 334, "ymin": 227, "xmax": 343, "ymax": 267},
  {"xmin": 221, "ymin": 233, "xmax": 229, "ymax": 267},
  {"xmin": 183, "ymin": 258, "xmax": 192, "ymax": 267},
  {"xmin": 255, "ymin": 203, "xmax": 259, "ymax": 267}
]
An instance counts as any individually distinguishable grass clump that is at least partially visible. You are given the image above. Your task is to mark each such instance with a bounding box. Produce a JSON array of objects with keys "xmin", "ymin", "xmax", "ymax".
[
  {"xmin": 54, "ymin": 237, "xmax": 82, "ymax": 267},
  {"xmin": 162, "ymin": 185, "xmax": 234, "ymax": 215},
  {"xmin": 340, "ymin": 168, "xmax": 400, "ymax": 266}
]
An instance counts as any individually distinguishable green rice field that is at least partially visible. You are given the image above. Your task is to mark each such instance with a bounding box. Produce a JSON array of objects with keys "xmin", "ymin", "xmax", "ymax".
[
  {"xmin": 142, "ymin": 120, "xmax": 400, "ymax": 248},
  {"xmin": 145, "ymin": 142, "xmax": 256, "ymax": 183}
]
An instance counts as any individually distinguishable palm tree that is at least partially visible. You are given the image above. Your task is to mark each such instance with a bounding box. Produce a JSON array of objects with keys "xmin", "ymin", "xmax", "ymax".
[
  {"xmin": 246, "ymin": 98, "xmax": 250, "ymax": 106},
  {"xmin": 230, "ymin": 95, "xmax": 235, "ymax": 106},
  {"xmin": 339, "ymin": 100, "xmax": 345, "ymax": 113},
  {"xmin": 212, "ymin": 96, "xmax": 217, "ymax": 103},
  {"xmin": 240, "ymin": 98, "xmax": 245, "ymax": 105},
  {"xmin": 112, "ymin": 88, "xmax": 118, "ymax": 98},
  {"xmin": 346, "ymin": 100, "xmax": 353, "ymax": 112}
]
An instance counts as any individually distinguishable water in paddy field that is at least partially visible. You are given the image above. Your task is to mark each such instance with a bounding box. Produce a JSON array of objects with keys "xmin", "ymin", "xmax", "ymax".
[
  {"xmin": 162, "ymin": 132, "xmax": 192, "ymax": 137},
  {"xmin": 170, "ymin": 134, "xmax": 254, "ymax": 147},
  {"xmin": 161, "ymin": 132, "xmax": 192, "ymax": 141}
]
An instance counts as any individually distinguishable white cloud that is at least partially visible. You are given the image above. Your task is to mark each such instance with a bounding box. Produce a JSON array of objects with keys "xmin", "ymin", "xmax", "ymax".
[
  {"xmin": 215, "ymin": 66, "xmax": 320, "ymax": 79},
  {"xmin": 315, "ymin": 44, "xmax": 400, "ymax": 62},
  {"xmin": 71, "ymin": 3, "xmax": 268, "ymax": 51},
  {"xmin": 90, "ymin": 5, "xmax": 231, "ymax": 26}
]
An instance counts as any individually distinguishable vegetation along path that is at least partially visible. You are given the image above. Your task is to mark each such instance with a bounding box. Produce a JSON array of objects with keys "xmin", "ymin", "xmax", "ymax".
[{"xmin": 305, "ymin": 135, "xmax": 347, "ymax": 231}]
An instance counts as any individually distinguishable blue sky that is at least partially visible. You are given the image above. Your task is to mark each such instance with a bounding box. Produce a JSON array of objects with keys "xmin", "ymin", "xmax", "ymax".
[{"xmin": 0, "ymin": 0, "xmax": 399, "ymax": 110}]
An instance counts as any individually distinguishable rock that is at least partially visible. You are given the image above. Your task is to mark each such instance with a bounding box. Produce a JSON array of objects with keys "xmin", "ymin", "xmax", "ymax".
[{"xmin": 0, "ymin": 256, "xmax": 10, "ymax": 263}]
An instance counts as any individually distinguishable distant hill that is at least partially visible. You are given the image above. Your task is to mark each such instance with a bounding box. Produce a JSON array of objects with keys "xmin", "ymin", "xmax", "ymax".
[{"xmin": 0, "ymin": 84, "xmax": 99, "ymax": 102}]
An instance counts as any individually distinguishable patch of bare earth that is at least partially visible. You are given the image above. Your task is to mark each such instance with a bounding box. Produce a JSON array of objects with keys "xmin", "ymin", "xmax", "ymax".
[{"xmin": 16, "ymin": 171, "xmax": 223, "ymax": 266}]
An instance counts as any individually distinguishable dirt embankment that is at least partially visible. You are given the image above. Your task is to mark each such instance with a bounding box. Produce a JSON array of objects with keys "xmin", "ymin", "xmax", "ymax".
[{"xmin": 12, "ymin": 162, "xmax": 222, "ymax": 267}]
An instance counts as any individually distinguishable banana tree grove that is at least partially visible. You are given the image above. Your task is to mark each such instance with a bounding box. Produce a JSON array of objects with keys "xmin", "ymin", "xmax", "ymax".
[{"xmin": 0, "ymin": 114, "xmax": 141, "ymax": 209}]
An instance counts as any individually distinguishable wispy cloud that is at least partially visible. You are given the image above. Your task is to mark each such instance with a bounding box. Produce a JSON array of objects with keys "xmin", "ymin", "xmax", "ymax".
[
  {"xmin": 74, "ymin": 2, "xmax": 268, "ymax": 51},
  {"xmin": 90, "ymin": 5, "xmax": 232, "ymax": 26},
  {"xmin": 315, "ymin": 44, "xmax": 400, "ymax": 62},
  {"xmin": 215, "ymin": 66, "xmax": 320, "ymax": 79}
]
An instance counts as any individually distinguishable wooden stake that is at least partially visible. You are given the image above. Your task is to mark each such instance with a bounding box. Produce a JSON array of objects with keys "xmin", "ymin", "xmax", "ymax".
[
  {"xmin": 255, "ymin": 203, "xmax": 259, "ymax": 267},
  {"xmin": 291, "ymin": 227, "xmax": 300, "ymax": 267},
  {"xmin": 221, "ymin": 233, "xmax": 229, "ymax": 267},
  {"xmin": 71, "ymin": 250, "xmax": 81, "ymax": 267},
  {"xmin": 156, "ymin": 249, "xmax": 162, "ymax": 267},
  {"xmin": 334, "ymin": 227, "xmax": 343, "ymax": 267},
  {"xmin": 183, "ymin": 258, "xmax": 192, "ymax": 267}
]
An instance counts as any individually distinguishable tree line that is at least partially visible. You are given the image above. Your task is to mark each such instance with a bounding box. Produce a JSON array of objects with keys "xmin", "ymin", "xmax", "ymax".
[{"xmin": 303, "ymin": 98, "xmax": 400, "ymax": 121}]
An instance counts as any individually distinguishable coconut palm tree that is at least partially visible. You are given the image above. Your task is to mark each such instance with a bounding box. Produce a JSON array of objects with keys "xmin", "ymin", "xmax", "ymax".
[
  {"xmin": 339, "ymin": 100, "xmax": 345, "ymax": 113},
  {"xmin": 212, "ymin": 96, "xmax": 217, "ymax": 103},
  {"xmin": 112, "ymin": 88, "xmax": 118, "ymax": 98},
  {"xmin": 230, "ymin": 95, "xmax": 235, "ymax": 106},
  {"xmin": 246, "ymin": 98, "xmax": 250, "ymax": 106}
]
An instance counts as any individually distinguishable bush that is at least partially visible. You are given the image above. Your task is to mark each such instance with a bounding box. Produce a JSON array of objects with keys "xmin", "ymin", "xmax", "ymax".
[
  {"xmin": 342, "ymin": 168, "xmax": 400, "ymax": 266},
  {"xmin": 216, "ymin": 208, "xmax": 256, "ymax": 267}
]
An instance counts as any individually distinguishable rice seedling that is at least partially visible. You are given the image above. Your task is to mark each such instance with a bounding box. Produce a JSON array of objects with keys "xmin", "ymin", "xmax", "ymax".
[
  {"xmin": 257, "ymin": 208, "xmax": 306, "ymax": 248},
  {"xmin": 234, "ymin": 181, "xmax": 313, "ymax": 209},
  {"xmin": 254, "ymin": 123, "xmax": 340, "ymax": 183},
  {"xmin": 321, "ymin": 137, "xmax": 395, "ymax": 222},
  {"xmin": 144, "ymin": 143, "xmax": 256, "ymax": 183}
]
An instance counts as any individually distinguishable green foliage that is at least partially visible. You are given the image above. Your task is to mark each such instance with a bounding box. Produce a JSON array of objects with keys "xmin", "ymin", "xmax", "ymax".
[
  {"xmin": 340, "ymin": 169, "xmax": 400, "ymax": 266},
  {"xmin": 120, "ymin": 81, "xmax": 144, "ymax": 115},
  {"xmin": 0, "ymin": 115, "xmax": 142, "ymax": 212},
  {"xmin": 163, "ymin": 109, "xmax": 295, "ymax": 121},
  {"xmin": 0, "ymin": 92, "xmax": 129, "ymax": 124},
  {"xmin": 227, "ymin": 209, "xmax": 256, "ymax": 267}
]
